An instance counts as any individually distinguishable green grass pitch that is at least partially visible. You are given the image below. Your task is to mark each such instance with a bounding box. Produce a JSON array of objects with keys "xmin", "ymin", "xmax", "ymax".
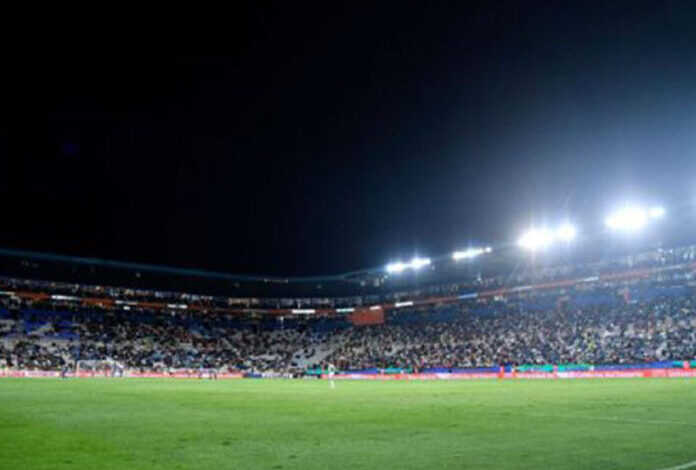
[{"xmin": 1, "ymin": 378, "xmax": 695, "ymax": 470}]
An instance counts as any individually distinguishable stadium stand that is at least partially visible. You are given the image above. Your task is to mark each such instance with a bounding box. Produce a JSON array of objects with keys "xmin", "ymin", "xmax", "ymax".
[{"xmin": 1, "ymin": 244, "xmax": 695, "ymax": 377}]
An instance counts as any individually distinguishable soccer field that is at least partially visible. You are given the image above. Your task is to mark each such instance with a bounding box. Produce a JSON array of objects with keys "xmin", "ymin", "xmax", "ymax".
[{"xmin": 1, "ymin": 378, "xmax": 695, "ymax": 470}]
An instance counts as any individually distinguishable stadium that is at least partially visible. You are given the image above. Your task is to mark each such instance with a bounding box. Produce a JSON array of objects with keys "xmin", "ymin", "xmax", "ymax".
[
  {"xmin": 2, "ymin": 208, "xmax": 696, "ymax": 469},
  {"xmin": 3, "ymin": 3, "xmax": 696, "ymax": 470}
]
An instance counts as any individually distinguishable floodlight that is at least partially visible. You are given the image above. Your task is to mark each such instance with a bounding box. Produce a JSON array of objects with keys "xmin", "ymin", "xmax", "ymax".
[
  {"xmin": 649, "ymin": 206, "xmax": 665, "ymax": 218},
  {"xmin": 386, "ymin": 257, "xmax": 431, "ymax": 274},
  {"xmin": 556, "ymin": 223, "xmax": 577, "ymax": 242},
  {"xmin": 605, "ymin": 207, "xmax": 649, "ymax": 231},
  {"xmin": 517, "ymin": 228, "xmax": 555, "ymax": 250},
  {"xmin": 453, "ymin": 248, "xmax": 480, "ymax": 260},
  {"xmin": 453, "ymin": 246, "xmax": 492, "ymax": 260},
  {"xmin": 410, "ymin": 257, "xmax": 431, "ymax": 269},
  {"xmin": 386, "ymin": 262, "xmax": 408, "ymax": 274}
]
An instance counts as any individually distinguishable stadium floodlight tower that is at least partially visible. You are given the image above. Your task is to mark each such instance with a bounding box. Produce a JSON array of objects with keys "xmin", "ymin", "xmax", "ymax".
[
  {"xmin": 385, "ymin": 257, "xmax": 431, "ymax": 274},
  {"xmin": 517, "ymin": 228, "xmax": 555, "ymax": 251},
  {"xmin": 518, "ymin": 222, "xmax": 577, "ymax": 251},
  {"xmin": 452, "ymin": 246, "xmax": 492, "ymax": 260},
  {"xmin": 385, "ymin": 261, "xmax": 409, "ymax": 274},
  {"xmin": 605, "ymin": 206, "xmax": 665, "ymax": 232},
  {"xmin": 410, "ymin": 256, "xmax": 431, "ymax": 269},
  {"xmin": 649, "ymin": 206, "xmax": 666, "ymax": 219}
]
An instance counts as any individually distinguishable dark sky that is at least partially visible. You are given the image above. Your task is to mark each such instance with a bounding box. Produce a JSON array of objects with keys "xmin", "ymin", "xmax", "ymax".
[{"xmin": 3, "ymin": 2, "xmax": 696, "ymax": 276}]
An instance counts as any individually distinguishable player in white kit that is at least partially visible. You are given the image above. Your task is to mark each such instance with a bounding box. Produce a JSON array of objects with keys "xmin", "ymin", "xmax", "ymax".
[{"xmin": 326, "ymin": 363, "xmax": 337, "ymax": 389}]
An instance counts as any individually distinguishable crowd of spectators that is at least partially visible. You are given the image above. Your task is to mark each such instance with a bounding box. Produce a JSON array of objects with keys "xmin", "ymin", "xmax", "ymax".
[
  {"xmin": 2, "ymin": 292, "xmax": 695, "ymax": 373},
  {"xmin": 0, "ymin": 310, "xmax": 330, "ymax": 373},
  {"xmin": 1, "ymin": 245, "xmax": 695, "ymax": 373},
  {"xmin": 324, "ymin": 298, "xmax": 696, "ymax": 370}
]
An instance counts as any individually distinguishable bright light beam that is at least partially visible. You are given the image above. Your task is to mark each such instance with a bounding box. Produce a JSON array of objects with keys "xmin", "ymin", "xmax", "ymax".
[
  {"xmin": 517, "ymin": 228, "xmax": 555, "ymax": 251},
  {"xmin": 605, "ymin": 207, "xmax": 650, "ymax": 232},
  {"xmin": 452, "ymin": 246, "xmax": 492, "ymax": 260},
  {"xmin": 386, "ymin": 257, "xmax": 431, "ymax": 274},
  {"xmin": 385, "ymin": 262, "xmax": 408, "ymax": 274},
  {"xmin": 649, "ymin": 206, "xmax": 665, "ymax": 219},
  {"xmin": 556, "ymin": 223, "xmax": 577, "ymax": 242},
  {"xmin": 410, "ymin": 257, "xmax": 431, "ymax": 269}
]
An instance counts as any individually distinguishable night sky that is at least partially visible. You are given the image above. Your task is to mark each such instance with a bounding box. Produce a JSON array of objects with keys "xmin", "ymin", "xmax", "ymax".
[{"xmin": 4, "ymin": 2, "xmax": 696, "ymax": 276}]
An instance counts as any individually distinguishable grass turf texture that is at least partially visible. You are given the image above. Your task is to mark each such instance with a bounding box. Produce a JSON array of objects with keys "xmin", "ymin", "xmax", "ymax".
[{"xmin": 0, "ymin": 378, "xmax": 695, "ymax": 470}]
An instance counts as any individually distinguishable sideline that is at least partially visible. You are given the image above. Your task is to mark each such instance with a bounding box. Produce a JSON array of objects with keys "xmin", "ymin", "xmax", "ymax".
[
  {"xmin": 656, "ymin": 460, "xmax": 696, "ymax": 470},
  {"xmin": 526, "ymin": 412, "xmax": 696, "ymax": 470}
]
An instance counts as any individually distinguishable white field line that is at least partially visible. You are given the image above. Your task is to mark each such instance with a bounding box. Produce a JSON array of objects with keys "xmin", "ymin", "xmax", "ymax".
[
  {"xmin": 523, "ymin": 412, "xmax": 696, "ymax": 470},
  {"xmin": 656, "ymin": 460, "xmax": 696, "ymax": 470}
]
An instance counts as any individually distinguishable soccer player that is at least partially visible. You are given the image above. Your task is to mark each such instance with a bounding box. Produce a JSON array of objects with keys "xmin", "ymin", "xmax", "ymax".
[
  {"xmin": 60, "ymin": 362, "xmax": 71, "ymax": 379},
  {"xmin": 326, "ymin": 363, "xmax": 337, "ymax": 389},
  {"xmin": 112, "ymin": 362, "xmax": 124, "ymax": 378}
]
